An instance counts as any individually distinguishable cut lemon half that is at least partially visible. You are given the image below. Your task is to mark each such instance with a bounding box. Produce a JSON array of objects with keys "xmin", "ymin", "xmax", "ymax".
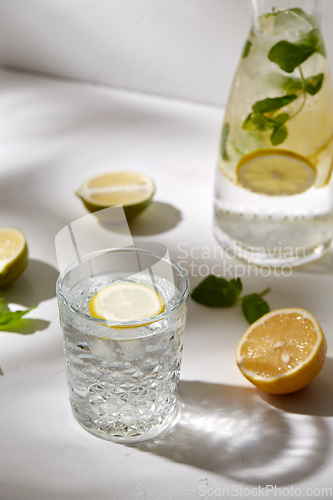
[
  {"xmin": 0, "ymin": 227, "xmax": 28, "ymax": 288},
  {"xmin": 89, "ymin": 282, "xmax": 165, "ymax": 326},
  {"xmin": 237, "ymin": 150, "xmax": 316, "ymax": 196},
  {"xmin": 76, "ymin": 171, "xmax": 155, "ymax": 220},
  {"xmin": 235, "ymin": 308, "xmax": 327, "ymax": 394}
]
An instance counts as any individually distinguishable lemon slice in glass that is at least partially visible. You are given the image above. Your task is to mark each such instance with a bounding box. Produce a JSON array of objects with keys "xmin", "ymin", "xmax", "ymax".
[
  {"xmin": 76, "ymin": 171, "xmax": 155, "ymax": 220},
  {"xmin": 0, "ymin": 227, "xmax": 28, "ymax": 288},
  {"xmin": 237, "ymin": 149, "xmax": 316, "ymax": 196},
  {"xmin": 89, "ymin": 283, "xmax": 165, "ymax": 325}
]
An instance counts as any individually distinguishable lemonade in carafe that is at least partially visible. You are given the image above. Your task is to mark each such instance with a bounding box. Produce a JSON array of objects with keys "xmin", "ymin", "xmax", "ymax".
[{"xmin": 214, "ymin": 0, "xmax": 333, "ymax": 266}]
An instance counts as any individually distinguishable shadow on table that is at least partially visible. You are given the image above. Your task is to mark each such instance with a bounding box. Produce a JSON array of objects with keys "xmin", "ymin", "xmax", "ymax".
[
  {"xmin": 128, "ymin": 201, "xmax": 182, "ymax": 236},
  {"xmin": 258, "ymin": 356, "xmax": 333, "ymax": 417},
  {"xmin": 96, "ymin": 201, "xmax": 182, "ymax": 237},
  {"xmin": 132, "ymin": 380, "xmax": 330, "ymax": 486},
  {"xmin": 0, "ymin": 259, "xmax": 59, "ymax": 308},
  {"xmin": 0, "ymin": 259, "xmax": 58, "ymax": 334}
]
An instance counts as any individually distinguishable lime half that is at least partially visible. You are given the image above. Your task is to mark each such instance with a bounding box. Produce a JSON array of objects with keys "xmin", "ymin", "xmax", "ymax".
[
  {"xmin": 76, "ymin": 171, "xmax": 155, "ymax": 220},
  {"xmin": 237, "ymin": 149, "xmax": 316, "ymax": 196},
  {"xmin": 89, "ymin": 282, "xmax": 165, "ymax": 326},
  {"xmin": 0, "ymin": 227, "xmax": 28, "ymax": 288}
]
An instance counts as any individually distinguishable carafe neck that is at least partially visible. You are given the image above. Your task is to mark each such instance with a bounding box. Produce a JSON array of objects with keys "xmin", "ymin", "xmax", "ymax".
[{"xmin": 249, "ymin": 0, "xmax": 325, "ymax": 26}]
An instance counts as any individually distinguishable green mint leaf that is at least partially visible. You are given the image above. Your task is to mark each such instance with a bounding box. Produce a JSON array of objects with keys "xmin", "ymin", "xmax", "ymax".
[
  {"xmin": 0, "ymin": 366, "xmax": 3, "ymax": 376},
  {"xmin": 305, "ymin": 73, "xmax": 324, "ymax": 95},
  {"xmin": 301, "ymin": 29, "xmax": 326, "ymax": 57},
  {"xmin": 311, "ymin": 29, "xmax": 326, "ymax": 57},
  {"xmin": 227, "ymin": 278, "xmax": 243, "ymax": 301},
  {"xmin": 252, "ymin": 94, "xmax": 297, "ymax": 114},
  {"xmin": 268, "ymin": 40, "xmax": 313, "ymax": 73},
  {"xmin": 191, "ymin": 275, "xmax": 242, "ymax": 308},
  {"xmin": 0, "ymin": 305, "xmax": 36, "ymax": 326},
  {"xmin": 242, "ymin": 40, "xmax": 252, "ymax": 59},
  {"xmin": 289, "ymin": 8, "xmax": 315, "ymax": 28},
  {"xmin": 241, "ymin": 293, "xmax": 270, "ymax": 324},
  {"xmin": 243, "ymin": 113, "xmax": 271, "ymax": 131},
  {"xmin": 268, "ymin": 29, "xmax": 324, "ymax": 73},
  {"xmin": 270, "ymin": 124, "xmax": 288, "ymax": 146},
  {"xmin": 264, "ymin": 11, "xmax": 278, "ymax": 19},
  {"xmin": 221, "ymin": 123, "xmax": 230, "ymax": 161},
  {"xmin": 272, "ymin": 113, "xmax": 290, "ymax": 125},
  {"xmin": 282, "ymin": 77, "xmax": 303, "ymax": 93}
]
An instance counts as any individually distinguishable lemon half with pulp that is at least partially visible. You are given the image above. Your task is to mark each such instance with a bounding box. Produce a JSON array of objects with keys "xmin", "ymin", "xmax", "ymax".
[
  {"xmin": 237, "ymin": 150, "xmax": 316, "ymax": 196},
  {"xmin": 236, "ymin": 308, "xmax": 327, "ymax": 394},
  {"xmin": 89, "ymin": 282, "xmax": 165, "ymax": 327},
  {"xmin": 76, "ymin": 171, "xmax": 155, "ymax": 220},
  {"xmin": 0, "ymin": 227, "xmax": 28, "ymax": 288}
]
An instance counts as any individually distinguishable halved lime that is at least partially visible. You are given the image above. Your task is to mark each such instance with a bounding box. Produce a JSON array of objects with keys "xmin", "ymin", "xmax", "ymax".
[
  {"xmin": 89, "ymin": 282, "xmax": 165, "ymax": 327},
  {"xmin": 237, "ymin": 149, "xmax": 316, "ymax": 196},
  {"xmin": 0, "ymin": 228, "xmax": 28, "ymax": 288},
  {"xmin": 76, "ymin": 171, "xmax": 155, "ymax": 220}
]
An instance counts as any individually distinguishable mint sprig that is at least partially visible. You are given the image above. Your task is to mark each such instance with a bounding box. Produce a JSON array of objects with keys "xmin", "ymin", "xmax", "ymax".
[
  {"xmin": 191, "ymin": 276, "xmax": 242, "ymax": 308},
  {"xmin": 0, "ymin": 298, "xmax": 36, "ymax": 326},
  {"xmin": 241, "ymin": 290, "xmax": 270, "ymax": 324},
  {"xmin": 0, "ymin": 298, "xmax": 37, "ymax": 375},
  {"xmin": 268, "ymin": 29, "xmax": 325, "ymax": 73},
  {"xmin": 271, "ymin": 124, "xmax": 288, "ymax": 146},
  {"xmin": 252, "ymin": 94, "xmax": 298, "ymax": 113},
  {"xmin": 191, "ymin": 276, "xmax": 270, "ymax": 324},
  {"xmin": 305, "ymin": 73, "xmax": 324, "ymax": 95},
  {"xmin": 241, "ymin": 16, "xmax": 326, "ymax": 147}
]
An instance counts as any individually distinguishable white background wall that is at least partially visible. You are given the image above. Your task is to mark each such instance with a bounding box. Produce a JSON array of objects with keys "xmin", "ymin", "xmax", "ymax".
[{"xmin": 1, "ymin": 0, "xmax": 333, "ymax": 106}]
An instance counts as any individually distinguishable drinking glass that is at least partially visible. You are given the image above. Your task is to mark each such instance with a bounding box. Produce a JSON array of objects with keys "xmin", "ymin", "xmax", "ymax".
[{"xmin": 56, "ymin": 247, "xmax": 189, "ymax": 443}]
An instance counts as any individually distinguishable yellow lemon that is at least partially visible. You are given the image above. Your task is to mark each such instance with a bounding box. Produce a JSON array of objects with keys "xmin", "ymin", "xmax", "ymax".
[
  {"xmin": 76, "ymin": 171, "xmax": 155, "ymax": 220},
  {"xmin": 0, "ymin": 227, "xmax": 28, "ymax": 288},
  {"xmin": 89, "ymin": 282, "xmax": 165, "ymax": 327},
  {"xmin": 237, "ymin": 149, "xmax": 316, "ymax": 196},
  {"xmin": 235, "ymin": 308, "xmax": 327, "ymax": 394}
]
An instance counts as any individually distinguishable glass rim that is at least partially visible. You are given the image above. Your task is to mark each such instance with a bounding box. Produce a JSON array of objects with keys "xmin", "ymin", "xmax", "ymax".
[{"xmin": 56, "ymin": 246, "xmax": 190, "ymax": 328}]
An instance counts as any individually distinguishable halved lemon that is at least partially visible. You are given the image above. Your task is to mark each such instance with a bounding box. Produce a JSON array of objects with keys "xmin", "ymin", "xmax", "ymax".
[
  {"xmin": 0, "ymin": 227, "xmax": 28, "ymax": 288},
  {"xmin": 76, "ymin": 171, "xmax": 155, "ymax": 220},
  {"xmin": 235, "ymin": 308, "xmax": 327, "ymax": 394},
  {"xmin": 237, "ymin": 149, "xmax": 316, "ymax": 196},
  {"xmin": 89, "ymin": 282, "xmax": 165, "ymax": 325}
]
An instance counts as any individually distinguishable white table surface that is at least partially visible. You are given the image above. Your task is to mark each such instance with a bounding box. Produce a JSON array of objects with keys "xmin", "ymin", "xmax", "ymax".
[{"xmin": 1, "ymin": 68, "xmax": 333, "ymax": 500}]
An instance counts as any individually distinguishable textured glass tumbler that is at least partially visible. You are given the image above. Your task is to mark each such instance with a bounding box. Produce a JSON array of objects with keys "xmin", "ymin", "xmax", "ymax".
[{"xmin": 56, "ymin": 248, "xmax": 189, "ymax": 443}]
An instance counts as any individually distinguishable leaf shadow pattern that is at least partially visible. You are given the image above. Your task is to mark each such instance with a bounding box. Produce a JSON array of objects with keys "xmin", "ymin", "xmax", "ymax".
[
  {"xmin": 0, "ymin": 259, "xmax": 56, "ymax": 373},
  {"xmin": 131, "ymin": 380, "xmax": 330, "ymax": 486},
  {"xmin": 0, "ymin": 318, "xmax": 50, "ymax": 335}
]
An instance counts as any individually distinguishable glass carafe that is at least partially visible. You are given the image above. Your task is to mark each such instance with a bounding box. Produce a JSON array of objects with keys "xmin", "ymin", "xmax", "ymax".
[{"xmin": 213, "ymin": 0, "xmax": 333, "ymax": 266}]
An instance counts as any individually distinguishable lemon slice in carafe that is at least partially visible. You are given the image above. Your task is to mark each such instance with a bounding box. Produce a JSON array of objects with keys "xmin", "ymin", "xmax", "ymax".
[{"xmin": 237, "ymin": 149, "xmax": 316, "ymax": 196}]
